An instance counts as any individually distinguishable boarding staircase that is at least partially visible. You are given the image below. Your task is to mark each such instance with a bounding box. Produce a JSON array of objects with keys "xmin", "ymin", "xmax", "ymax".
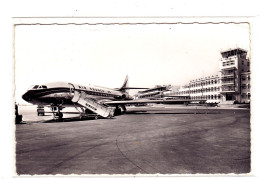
[{"xmin": 72, "ymin": 91, "xmax": 115, "ymax": 118}]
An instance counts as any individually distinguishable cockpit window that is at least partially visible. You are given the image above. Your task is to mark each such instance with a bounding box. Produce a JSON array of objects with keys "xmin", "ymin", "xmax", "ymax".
[
  {"xmin": 30, "ymin": 85, "xmax": 48, "ymax": 89},
  {"xmin": 32, "ymin": 85, "xmax": 39, "ymax": 89},
  {"xmin": 29, "ymin": 82, "xmax": 68, "ymax": 90}
]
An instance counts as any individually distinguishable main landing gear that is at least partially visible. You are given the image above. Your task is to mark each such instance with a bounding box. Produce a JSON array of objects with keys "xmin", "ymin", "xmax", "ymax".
[
  {"xmin": 114, "ymin": 105, "xmax": 126, "ymax": 116},
  {"xmin": 51, "ymin": 104, "xmax": 64, "ymax": 121}
]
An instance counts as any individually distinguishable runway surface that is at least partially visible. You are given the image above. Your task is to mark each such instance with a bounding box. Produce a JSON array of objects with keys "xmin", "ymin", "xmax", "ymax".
[{"xmin": 15, "ymin": 105, "xmax": 250, "ymax": 175}]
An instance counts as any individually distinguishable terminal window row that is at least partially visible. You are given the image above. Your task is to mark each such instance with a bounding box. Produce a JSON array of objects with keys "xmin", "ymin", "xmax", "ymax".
[
  {"xmin": 189, "ymin": 80, "xmax": 219, "ymax": 87},
  {"xmin": 191, "ymin": 94, "xmax": 221, "ymax": 100},
  {"xmin": 221, "ymin": 69, "xmax": 236, "ymax": 75},
  {"xmin": 222, "ymin": 87, "xmax": 236, "ymax": 91},
  {"xmin": 241, "ymin": 93, "xmax": 251, "ymax": 99},
  {"xmin": 241, "ymin": 76, "xmax": 250, "ymax": 81},
  {"xmin": 176, "ymin": 87, "xmax": 221, "ymax": 95},
  {"xmin": 242, "ymin": 84, "xmax": 250, "ymax": 89},
  {"xmin": 223, "ymin": 60, "xmax": 235, "ymax": 66},
  {"xmin": 241, "ymin": 60, "xmax": 250, "ymax": 66},
  {"xmin": 221, "ymin": 79, "xmax": 234, "ymax": 84}
]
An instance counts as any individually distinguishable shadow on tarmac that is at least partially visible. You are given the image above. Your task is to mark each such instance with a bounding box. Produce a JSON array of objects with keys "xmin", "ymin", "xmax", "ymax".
[
  {"xmin": 17, "ymin": 109, "xmax": 222, "ymax": 124},
  {"xmin": 43, "ymin": 116, "xmax": 116, "ymax": 123},
  {"xmin": 16, "ymin": 116, "xmax": 116, "ymax": 124},
  {"xmin": 125, "ymin": 111, "xmax": 221, "ymax": 115},
  {"xmin": 42, "ymin": 110, "xmax": 223, "ymax": 123}
]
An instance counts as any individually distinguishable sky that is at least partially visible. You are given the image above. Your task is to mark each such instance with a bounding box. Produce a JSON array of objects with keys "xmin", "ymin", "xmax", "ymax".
[{"xmin": 14, "ymin": 23, "xmax": 250, "ymax": 103}]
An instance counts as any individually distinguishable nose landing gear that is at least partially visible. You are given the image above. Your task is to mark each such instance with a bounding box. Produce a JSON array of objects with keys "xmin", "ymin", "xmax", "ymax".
[{"xmin": 51, "ymin": 104, "xmax": 64, "ymax": 121}]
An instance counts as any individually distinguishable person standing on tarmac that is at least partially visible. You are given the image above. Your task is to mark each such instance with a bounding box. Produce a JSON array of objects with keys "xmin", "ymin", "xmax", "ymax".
[{"xmin": 15, "ymin": 102, "xmax": 23, "ymax": 124}]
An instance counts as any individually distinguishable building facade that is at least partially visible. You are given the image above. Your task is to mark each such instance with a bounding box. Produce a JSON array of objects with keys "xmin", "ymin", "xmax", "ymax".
[
  {"xmin": 219, "ymin": 48, "xmax": 250, "ymax": 103},
  {"xmin": 240, "ymin": 72, "xmax": 251, "ymax": 103},
  {"xmin": 173, "ymin": 75, "xmax": 221, "ymax": 103},
  {"xmin": 171, "ymin": 48, "xmax": 250, "ymax": 104}
]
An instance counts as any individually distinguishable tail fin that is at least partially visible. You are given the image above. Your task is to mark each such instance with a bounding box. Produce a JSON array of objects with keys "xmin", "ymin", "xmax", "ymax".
[
  {"xmin": 116, "ymin": 75, "xmax": 148, "ymax": 91},
  {"xmin": 118, "ymin": 75, "xmax": 129, "ymax": 92}
]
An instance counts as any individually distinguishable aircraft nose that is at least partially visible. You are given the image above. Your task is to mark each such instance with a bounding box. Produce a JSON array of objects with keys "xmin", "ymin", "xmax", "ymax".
[{"xmin": 22, "ymin": 92, "xmax": 32, "ymax": 102}]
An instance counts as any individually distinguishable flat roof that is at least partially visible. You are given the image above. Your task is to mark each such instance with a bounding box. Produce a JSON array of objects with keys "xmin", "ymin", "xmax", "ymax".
[
  {"xmin": 220, "ymin": 48, "xmax": 247, "ymax": 58},
  {"xmin": 138, "ymin": 85, "xmax": 168, "ymax": 94}
]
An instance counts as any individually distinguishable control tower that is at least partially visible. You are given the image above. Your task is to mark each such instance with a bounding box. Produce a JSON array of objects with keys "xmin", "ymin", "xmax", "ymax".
[{"xmin": 219, "ymin": 48, "xmax": 250, "ymax": 103}]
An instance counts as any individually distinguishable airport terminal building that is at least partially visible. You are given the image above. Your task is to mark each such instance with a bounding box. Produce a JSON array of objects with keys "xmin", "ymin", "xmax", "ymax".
[{"xmin": 171, "ymin": 48, "xmax": 251, "ymax": 104}]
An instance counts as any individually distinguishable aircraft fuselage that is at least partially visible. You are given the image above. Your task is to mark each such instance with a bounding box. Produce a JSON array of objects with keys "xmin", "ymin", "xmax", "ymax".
[{"xmin": 22, "ymin": 82, "xmax": 132, "ymax": 106}]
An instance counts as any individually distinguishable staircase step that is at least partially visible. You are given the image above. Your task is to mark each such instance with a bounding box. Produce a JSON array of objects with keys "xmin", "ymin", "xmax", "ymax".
[{"xmin": 72, "ymin": 91, "xmax": 115, "ymax": 118}]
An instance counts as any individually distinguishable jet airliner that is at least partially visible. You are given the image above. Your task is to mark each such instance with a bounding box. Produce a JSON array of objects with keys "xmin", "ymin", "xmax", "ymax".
[{"xmin": 22, "ymin": 76, "xmax": 191, "ymax": 120}]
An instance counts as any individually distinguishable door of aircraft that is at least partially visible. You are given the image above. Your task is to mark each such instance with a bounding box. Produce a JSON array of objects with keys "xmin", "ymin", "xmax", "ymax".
[{"xmin": 68, "ymin": 83, "xmax": 75, "ymax": 96}]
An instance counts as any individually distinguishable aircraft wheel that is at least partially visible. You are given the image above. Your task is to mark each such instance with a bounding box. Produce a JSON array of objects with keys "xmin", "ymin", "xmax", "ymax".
[
  {"xmin": 114, "ymin": 108, "xmax": 122, "ymax": 116},
  {"xmin": 59, "ymin": 112, "xmax": 63, "ymax": 119},
  {"xmin": 55, "ymin": 112, "xmax": 63, "ymax": 120}
]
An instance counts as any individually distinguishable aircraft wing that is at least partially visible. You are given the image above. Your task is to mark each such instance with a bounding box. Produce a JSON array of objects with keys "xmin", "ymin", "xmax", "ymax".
[
  {"xmin": 104, "ymin": 98, "xmax": 192, "ymax": 105},
  {"xmin": 114, "ymin": 87, "xmax": 149, "ymax": 90},
  {"xmin": 123, "ymin": 87, "xmax": 149, "ymax": 89}
]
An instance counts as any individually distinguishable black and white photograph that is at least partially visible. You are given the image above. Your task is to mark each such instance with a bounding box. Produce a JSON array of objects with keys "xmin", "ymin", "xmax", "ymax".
[{"xmin": 13, "ymin": 18, "xmax": 253, "ymax": 176}]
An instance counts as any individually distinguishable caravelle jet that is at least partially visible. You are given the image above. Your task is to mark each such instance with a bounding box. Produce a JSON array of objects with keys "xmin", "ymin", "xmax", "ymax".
[{"xmin": 22, "ymin": 76, "xmax": 192, "ymax": 120}]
